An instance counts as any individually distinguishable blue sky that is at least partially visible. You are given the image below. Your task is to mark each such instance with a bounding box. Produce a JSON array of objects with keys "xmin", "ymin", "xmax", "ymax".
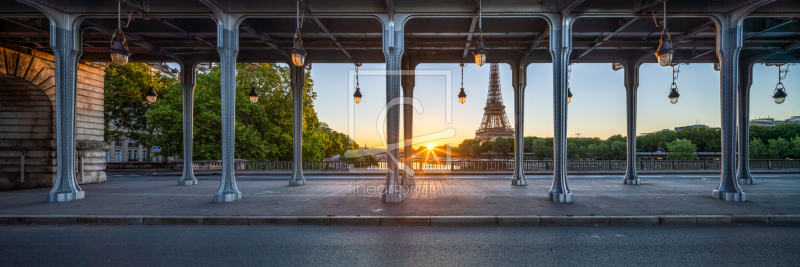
[{"xmin": 309, "ymin": 62, "xmax": 798, "ymax": 149}]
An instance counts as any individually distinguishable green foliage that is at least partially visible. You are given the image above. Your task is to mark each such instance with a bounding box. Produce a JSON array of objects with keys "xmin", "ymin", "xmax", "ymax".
[
  {"xmin": 750, "ymin": 124, "xmax": 800, "ymax": 143},
  {"xmin": 530, "ymin": 137, "xmax": 553, "ymax": 159},
  {"xmin": 143, "ymin": 63, "xmax": 351, "ymax": 161},
  {"xmin": 792, "ymin": 136, "xmax": 800, "ymax": 159},
  {"xmin": 637, "ymin": 127, "xmax": 720, "ymax": 152},
  {"xmin": 104, "ymin": 62, "xmax": 175, "ymax": 160},
  {"xmin": 606, "ymin": 134, "xmax": 626, "ymax": 144},
  {"xmin": 456, "ymin": 139, "xmax": 481, "ymax": 158},
  {"xmin": 567, "ymin": 142, "xmax": 587, "ymax": 160},
  {"xmin": 767, "ymin": 137, "xmax": 792, "ymax": 159},
  {"xmin": 749, "ymin": 138, "xmax": 769, "ymax": 159},
  {"xmin": 492, "ymin": 137, "xmax": 513, "ymax": 159},
  {"xmin": 587, "ymin": 141, "xmax": 626, "ymax": 160},
  {"xmin": 665, "ymin": 139, "xmax": 698, "ymax": 160}
]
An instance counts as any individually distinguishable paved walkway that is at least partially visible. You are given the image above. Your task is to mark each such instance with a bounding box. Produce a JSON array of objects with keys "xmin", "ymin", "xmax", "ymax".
[{"xmin": 1, "ymin": 176, "xmax": 799, "ymax": 217}]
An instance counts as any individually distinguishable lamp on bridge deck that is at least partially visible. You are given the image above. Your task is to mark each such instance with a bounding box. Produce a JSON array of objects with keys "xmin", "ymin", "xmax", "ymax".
[
  {"xmin": 668, "ymin": 64, "xmax": 681, "ymax": 104},
  {"xmin": 458, "ymin": 63, "xmax": 467, "ymax": 104},
  {"xmin": 568, "ymin": 88, "xmax": 573, "ymax": 104},
  {"xmin": 668, "ymin": 87, "xmax": 680, "ymax": 104},
  {"xmin": 249, "ymin": 87, "xmax": 259, "ymax": 103},
  {"xmin": 145, "ymin": 87, "xmax": 158, "ymax": 103},
  {"xmin": 353, "ymin": 63, "xmax": 362, "ymax": 104},
  {"xmin": 769, "ymin": 64, "xmax": 790, "ymax": 104}
]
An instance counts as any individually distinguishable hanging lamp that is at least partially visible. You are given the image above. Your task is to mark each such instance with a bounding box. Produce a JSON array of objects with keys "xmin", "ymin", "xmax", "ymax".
[
  {"xmin": 109, "ymin": 2, "xmax": 132, "ymax": 66},
  {"xmin": 458, "ymin": 63, "xmax": 467, "ymax": 104},
  {"xmin": 668, "ymin": 64, "xmax": 681, "ymax": 104},
  {"xmin": 290, "ymin": 1, "xmax": 307, "ymax": 66},
  {"xmin": 353, "ymin": 63, "xmax": 362, "ymax": 104},
  {"xmin": 653, "ymin": 1, "xmax": 674, "ymax": 66},
  {"xmin": 567, "ymin": 64, "xmax": 573, "ymax": 104},
  {"xmin": 773, "ymin": 64, "xmax": 790, "ymax": 104},
  {"xmin": 473, "ymin": 0, "xmax": 487, "ymax": 66}
]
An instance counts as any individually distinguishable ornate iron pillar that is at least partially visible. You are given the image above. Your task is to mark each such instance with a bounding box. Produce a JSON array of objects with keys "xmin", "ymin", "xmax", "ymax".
[
  {"xmin": 510, "ymin": 61, "xmax": 527, "ymax": 186},
  {"xmin": 401, "ymin": 56, "xmax": 417, "ymax": 186},
  {"xmin": 380, "ymin": 13, "xmax": 407, "ymax": 203},
  {"xmin": 289, "ymin": 65, "xmax": 306, "ymax": 186},
  {"xmin": 177, "ymin": 59, "xmax": 199, "ymax": 186},
  {"xmin": 736, "ymin": 57, "xmax": 758, "ymax": 185},
  {"xmin": 20, "ymin": 1, "xmax": 84, "ymax": 202},
  {"xmin": 621, "ymin": 59, "xmax": 642, "ymax": 185},
  {"xmin": 547, "ymin": 1, "xmax": 582, "ymax": 203},
  {"xmin": 713, "ymin": 0, "xmax": 774, "ymax": 201},
  {"xmin": 202, "ymin": 0, "xmax": 243, "ymax": 202}
]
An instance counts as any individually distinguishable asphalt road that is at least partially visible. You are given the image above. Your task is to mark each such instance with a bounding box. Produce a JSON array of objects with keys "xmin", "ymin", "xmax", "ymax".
[{"xmin": 2, "ymin": 225, "xmax": 798, "ymax": 266}]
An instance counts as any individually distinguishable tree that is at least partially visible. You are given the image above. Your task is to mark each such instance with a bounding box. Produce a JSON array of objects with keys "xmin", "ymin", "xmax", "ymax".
[
  {"xmin": 492, "ymin": 137, "xmax": 513, "ymax": 159},
  {"xmin": 607, "ymin": 134, "xmax": 626, "ymax": 144},
  {"xmin": 104, "ymin": 62, "xmax": 175, "ymax": 161},
  {"xmin": 790, "ymin": 135, "xmax": 800, "ymax": 159},
  {"xmin": 586, "ymin": 141, "xmax": 626, "ymax": 160},
  {"xmin": 456, "ymin": 139, "xmax": 481, "ymax": 159},
  {"xmin": 749, "ymin": 138, "xmax": 769, "ymax": 159},
  {"xmin": 768, "ymin": 137, "xmax": 792, "ymax": 159},
  {"xmin": 666, "ymin": 139, "xmax": 698, "ymax": 160},
  {"xmin": 750, "ymin": 124, "xmax": 800, "ymax": 143},
  {"xmin": 530, "ymin": 138, "xmax": 553, "ymax": 159},
  {"xmin": 480, "ymin": 140, "xmax": 494, "ymax": 158},
  {"xmin": 145, "ymin": 63, "xmax": 330, "ymax": 161},
  {"xmin": 567, "ymin": 142, "xmax": 587, "ymax": 159}
]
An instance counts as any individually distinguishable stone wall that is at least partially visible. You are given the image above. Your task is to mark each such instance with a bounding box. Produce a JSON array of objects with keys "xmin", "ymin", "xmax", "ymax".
[{"xmin": 0, "ymin": 42, "xmax": 107, "ymax": 190}]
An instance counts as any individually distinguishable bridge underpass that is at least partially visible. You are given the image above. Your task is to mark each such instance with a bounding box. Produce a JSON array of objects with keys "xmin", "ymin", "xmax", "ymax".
[{"xmin": 0, "ymin": 0, "xmax": 798, "ymax": 204}]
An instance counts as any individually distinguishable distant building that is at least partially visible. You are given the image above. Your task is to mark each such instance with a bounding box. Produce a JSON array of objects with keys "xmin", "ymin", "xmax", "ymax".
[
  {"xmin": 749, "ymin": 116, "xmax": 800, "ymax": 127},
  {"xmin": 674, "ymin": 124, "xmax": 710, "ymax": 131}
]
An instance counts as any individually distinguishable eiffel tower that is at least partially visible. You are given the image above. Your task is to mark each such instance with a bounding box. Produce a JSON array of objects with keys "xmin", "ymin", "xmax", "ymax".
[{"xmin": 475, "ymin": 63, "xmax": 514, "ymax": 142}]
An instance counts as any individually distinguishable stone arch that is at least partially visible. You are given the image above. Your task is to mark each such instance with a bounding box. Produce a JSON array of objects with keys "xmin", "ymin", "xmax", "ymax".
[
  {"xmin": 0, "ymin": 45, "xmax": 58, "ymax": 189},
  {"xmin": 0, "ymin": 43, "xmax": 107, "ymax": 190},
  {"xmin": 0, "ymin": 47, "xmax": 57, "ymax": 140}
]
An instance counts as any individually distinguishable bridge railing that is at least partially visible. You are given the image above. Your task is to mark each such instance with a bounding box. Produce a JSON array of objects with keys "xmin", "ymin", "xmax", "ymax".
[{"xmin": 162, "ymin": 159, "xmax": 799, "ymax": 171}]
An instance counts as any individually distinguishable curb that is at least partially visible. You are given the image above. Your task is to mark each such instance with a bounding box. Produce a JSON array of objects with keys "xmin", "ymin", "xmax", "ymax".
[{"xmin": 2, "ymin": 215, "xmax": 799, "ymax": 226}]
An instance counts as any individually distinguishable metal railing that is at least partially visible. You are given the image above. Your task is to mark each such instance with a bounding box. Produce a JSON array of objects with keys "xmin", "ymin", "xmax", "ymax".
[{"xmin": 155, "ymin": 159, "xmax": 799, "ymax": 171}]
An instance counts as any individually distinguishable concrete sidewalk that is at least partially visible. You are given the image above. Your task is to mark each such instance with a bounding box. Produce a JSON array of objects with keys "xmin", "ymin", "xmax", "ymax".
[{"xmin": 2, "ymin": 177, "xmax": 799, "ymax": 220}]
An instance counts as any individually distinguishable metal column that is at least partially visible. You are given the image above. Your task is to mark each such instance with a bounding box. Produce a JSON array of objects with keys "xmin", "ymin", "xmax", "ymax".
[
  {"xmin": 203, "ymin": 0, "xmax": 243, "ymax": 202},
  {"xmin": 736, "ymin": 58, "xmax": 758, "ymax": 185},
  {"xmin": 380, "ymin": 13, "xmax": 407, "ymax": 203},
  {"xmin": 178, "ymin": 59, "xmax": 199, "ymax": 186},
  {"xmin": 547, "ymin": 2, "xmax": 582, "ymax": 203},
  {"xmin": 289, "ymin": 65, "xmax": 306, "ymax": 186},
  {"xmin": 511, "ymin": 61, "xmax": 527, "ymax": 186},
  {"xmin": 401, "ymin": 57, "xmax": 417, "ymax": 186},
  {"xmin": 622, "ymin": 60, "xmax": 642, "ymax": 185},
  {"xmin": 20, "ymin": 0, "xmax": 85, "ymax": 202},
  {"xmin": 712, "ymin": 0, "xmax": 775, "ymax": 201}
]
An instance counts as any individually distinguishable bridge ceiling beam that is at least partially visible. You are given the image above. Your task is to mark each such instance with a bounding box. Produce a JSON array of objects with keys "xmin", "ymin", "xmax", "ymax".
[{"xmin": 2, "ymin": 0, "xmax": 798, "ymax": 64}]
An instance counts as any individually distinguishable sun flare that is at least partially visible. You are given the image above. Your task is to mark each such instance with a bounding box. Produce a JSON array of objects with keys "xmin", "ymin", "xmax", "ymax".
[{"xmin": 427, "ymin": 143, "xmax": 434, "ymax": 150}]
